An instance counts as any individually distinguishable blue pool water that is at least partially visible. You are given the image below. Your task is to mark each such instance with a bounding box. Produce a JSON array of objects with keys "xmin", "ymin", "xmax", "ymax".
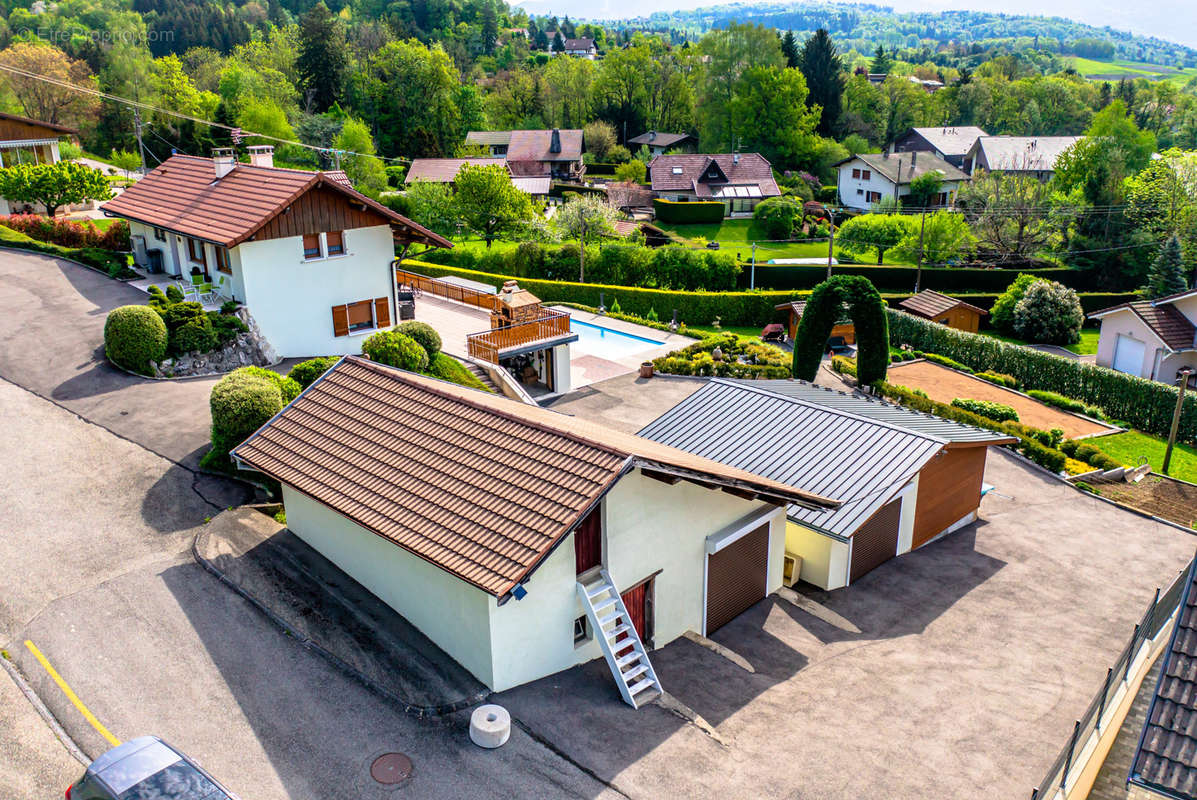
[{"xmin": 569, "ymin": 318, "xmax": 665, "ymax": 359}]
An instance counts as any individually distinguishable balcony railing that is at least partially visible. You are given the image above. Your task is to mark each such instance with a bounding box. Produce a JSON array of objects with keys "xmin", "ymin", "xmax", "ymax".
[
  {"xmin": 394, "ymin": 265, "xmax": 501, "ymax": 314},
  {"xmin": 466, "ymin": 310, "xmax": 572, "ymax": 364}
]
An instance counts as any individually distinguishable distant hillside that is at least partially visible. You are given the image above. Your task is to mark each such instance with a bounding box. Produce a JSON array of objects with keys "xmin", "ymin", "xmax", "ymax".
[{"xmin": 523, "ymin": 0, "xmax": 1197, "ymax": 64}]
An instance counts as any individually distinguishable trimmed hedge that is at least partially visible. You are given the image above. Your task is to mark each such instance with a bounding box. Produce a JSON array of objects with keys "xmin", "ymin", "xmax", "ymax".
[
  {"xmin": 1026, "ymin": 389, "xmax": 1107, "ymax": 420},
  {"xmin": 104, "ymin": 305, "xmax": 168, "ymax": 375},
  {"xmin": 288, "ymin": 356, "xmax": 340, "ymax": 389},
  {"xmin": 793, "ymin": 275, "xmax": 888, "ymax": 385},
  {"xmin": 652, "ymin": 198, "xmax": 726, "ymax": 224},
  {"xmin": 951, "ymin": 398, "xmax": 1019, "ymax": 422},
  {"xmin": 888, "ymin": 308, "xmax": 1197, "ymax": 443},
  {"xmin": 743, "ymin": 263, "xmax": 1109, "ymax": 293},
  {"xmin": 362, "ymin": 330, "xmax": 429, "ymax": 372},
  {"xmin": 975, "ymin": 371, "xmax": 1019, "ymax": 389},
  {"xmin": 0, "ymin": 223, "xmax": 133, "ymax": 278},
  {"xmin": 206, "ymin": 367, "xmax": 300, "ymax": 467}
]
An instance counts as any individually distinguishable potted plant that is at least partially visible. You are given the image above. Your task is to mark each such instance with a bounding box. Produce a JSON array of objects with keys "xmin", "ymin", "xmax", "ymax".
[{"xmin": 639, "ymin": 361, "xmax": 654, "ymax": 379}]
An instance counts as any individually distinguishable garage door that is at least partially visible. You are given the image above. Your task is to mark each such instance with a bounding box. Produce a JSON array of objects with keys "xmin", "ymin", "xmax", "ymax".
[
  {"xmin": 1113, "ymin": 334, "xmax": 1146, "ymax": 376},
  {"xmin": 705, "ymin": 523, "xmax": 769, "ymax": 634},
  {"xmin": 849, "ymin": 499, "xmax": 902, "ymax": 584}
]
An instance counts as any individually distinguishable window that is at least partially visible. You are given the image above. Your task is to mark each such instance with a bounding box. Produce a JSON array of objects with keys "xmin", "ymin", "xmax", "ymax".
[
  {"xmin": 574, "ymin": 616, "xmax": 589, "ymax": 645},
  {"xmin": 326, "ymin": 230, "xmax": 344, "ymax": 256},
  {"xmin": 302, "ymin": 234, "xmax": 321, "ymax": 260},
  {"xmin": 866, "ymin": 191, "xmax": 882, "ymax": 203},
  {"xmin": 152, "ymin": 227, "xmax": 166, "ymax": 242},
  {"xmin": 187, "ymin": 237, "xmax": 206, "ymax": 265},
  {"xmin": 671, "ymin": 166, "xmax": 683, "ymax": 174},
  {"xmin": 851, "ymin": 168, "xmax": 861, "ymax": 179},
  {"xmin": 861, "ymin": 169, "xmax": 871, "ymax": 180},
  {"xmin": 214, "ymin": 246, "xmax": 232, "ymax": 275},
  {"xmin": 346, "ymin": 300, "xmax": 374, "ymax": 332},
  {"xmin": 856, "ymin": 188, "xmax": 864, "ymax": 195},
  {"xmin": 332, "ymin": 298, "xmax": 389, "ymax": 337}
]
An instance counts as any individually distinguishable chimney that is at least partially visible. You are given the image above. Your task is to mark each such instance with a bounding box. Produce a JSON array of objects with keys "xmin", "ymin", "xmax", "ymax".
[
  {"xmin": 549, "ymin": 129, "xmax": 561, "ymax": 154},
  {"xmin": 648, "ymin": 130, "xmax": 656, "ymax": 141},
  {"xmin": 212, "ymin": 147, "xmax": 235, "ymax": 179},
  {"xmin": 733, "ymin": 152, "xmax": 740, "ymax": 164},
  {"xmin": 247, "ymin": 145, "xmax": 274, "ymax": 168},
  {"xmin": 912, "ymin": 151, "xmax": 918, "ymax": 165}
]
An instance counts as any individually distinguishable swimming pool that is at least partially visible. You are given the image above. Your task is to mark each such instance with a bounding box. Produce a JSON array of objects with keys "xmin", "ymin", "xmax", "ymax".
[{"xmin": 569, "ymin": 318, "xmax": 665, "ymax": 359}]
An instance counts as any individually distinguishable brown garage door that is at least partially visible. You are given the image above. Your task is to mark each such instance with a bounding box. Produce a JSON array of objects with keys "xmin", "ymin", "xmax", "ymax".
[
  {"xmin": 849, "ymin": 499, "xmax": 902, "ymax": 584},
  {"xmin": 705, "ymin": 523, "xmax": 769, "ymax": 634}
]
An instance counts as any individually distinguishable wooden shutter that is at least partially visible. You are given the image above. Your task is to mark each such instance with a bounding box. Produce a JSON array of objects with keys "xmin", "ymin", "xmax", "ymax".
[
  {"xmin": 303, "ymin": 234, "xmax": 321, "ymax": 259},
  {"xmin": 331, "ymin": 304, "xmax": 349, "ymax": 337},
  {"xmin": 374, "ymin": 297, "xmax": 390, "ymax": 328},
  {"xmin": 327, "ymin": 230, "xmax": 344, "ymax": 255}
]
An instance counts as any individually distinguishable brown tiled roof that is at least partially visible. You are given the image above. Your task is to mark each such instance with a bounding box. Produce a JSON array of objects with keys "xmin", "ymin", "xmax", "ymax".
[
  {"xmin": 232, "ymin": 357, "xmax": 838, "ymax": 596},
  {"xmin": 775, "ymin": 300, "xmax": 807, "ymax": 316},
  {"xmin": 102, "ymin": 154, "xmax": 450, "ymax": 248},
  {"xmin": 897, "ymin": 290, "xmax": 987, "ymax": 319},
  {"xmin": 1090, "ymin": 300, "xmax": 1197, "ymax": 351},
  {"xmin": 324, "ymin": 170, "xmax": 352, "ymax": 187},
  {"xmin": 405, "ymin": 157, "xmax": 507, "ymax": 183},
  {"xmin": 506, "ymin": 129, "xmax": 582, "ymax": 163},
  {"xmin": 648, "ymin": 153, "xmax": 780, "ymax": 197}
]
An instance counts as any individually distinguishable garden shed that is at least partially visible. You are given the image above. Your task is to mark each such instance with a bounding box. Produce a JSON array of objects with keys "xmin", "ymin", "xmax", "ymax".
[
  {"xmin": 775, "ymin": 299, "xmax": 855, "ymax": 343},
  {"xmin": 897, "ymin": 290, "xmax": 987, "ymax": 333}
]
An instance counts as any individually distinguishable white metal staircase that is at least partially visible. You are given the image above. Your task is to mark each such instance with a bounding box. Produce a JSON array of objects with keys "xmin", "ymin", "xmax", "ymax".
[{"xmin": 576, "ymin": 569, "xmax": 662, "ymax": 709}]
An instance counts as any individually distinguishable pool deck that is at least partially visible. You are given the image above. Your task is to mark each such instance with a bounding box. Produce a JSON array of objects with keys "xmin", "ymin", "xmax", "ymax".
[{"xmin": 547, "ymin": 305, "xmax": 695, "ymax": 391}]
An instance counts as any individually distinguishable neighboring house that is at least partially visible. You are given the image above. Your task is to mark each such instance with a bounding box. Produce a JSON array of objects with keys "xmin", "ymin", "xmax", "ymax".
[
  {"xmin": 907, "ymin": 75, "xmax": 945, "ymax": 92},
  {"xmin": 464, "ymin": 131, "xmax": 511, "ymax": 157},
  {"xmin": 897, "ymin": 290, "xmax": 988, "ymax": 332},
  {"xmin": 648, "ymin": 153, "xmax": 781, "ymax": 216},
  {"xmin": 775, "ymin": 299, "xmax": 856, "ymax": 343},
  {"xmin": 404, "ymin": 157, "xmax": 551, "ymax": 200},
  {"xmin": 964, "ymin": 136, "xmax": 1083, "ymax": 179},
  {"xmin": 639, "ymin": 379, "xmax": 1014, "ymax": 590},
  {"xmin": 0, "ymin": 111, "xmax": 81, "ymax": 214},
  {"xmin": 559, "ymin": 37, "xmax": 597, "ymax": 58},
  {"xmin": 505, "ymin": 129, "xmax": 584, "ymax": 180},
  {"xmin": 102, "ymin": 147, "xmax": 450, "ymax": 359},
  {"xmin": 626, "ymin": 131, "xmax": 696, "ymax": 156},
  {"xmin": 892, "ymin": 126, "xmax": 988, "ymax": 169},
  {"xmin": 231, "ymin": 357, "xmax": 835, "ymax": 705},
  {"xmin": 1090, "ymin": 290, "xmax": 1197, "ymax": 385},
  {"xmin": 835, "ymin": 151, "xmax": 969, "ymax": 211}
]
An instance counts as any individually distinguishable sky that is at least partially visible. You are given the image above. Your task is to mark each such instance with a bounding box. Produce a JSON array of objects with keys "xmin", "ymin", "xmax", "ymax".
[{"xmin": 514, "ymin": 0, "xmax": 1197, "ymax": 50}]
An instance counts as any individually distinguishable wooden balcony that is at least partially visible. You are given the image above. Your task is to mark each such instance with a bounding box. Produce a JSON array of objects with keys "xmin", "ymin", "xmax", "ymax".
[{"xmin": 466, "ymin": 310, "xmax": 572, "ymax": 364}]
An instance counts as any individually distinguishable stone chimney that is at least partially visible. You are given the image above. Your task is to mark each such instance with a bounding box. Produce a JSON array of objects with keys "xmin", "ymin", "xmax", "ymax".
[
  {"xmin": 212, "ymin": 147, "xmax": 235, "ymax": 179},
  {"xmin": 247, "ymin": 145, "xmax": 274, "ymax": 168}
]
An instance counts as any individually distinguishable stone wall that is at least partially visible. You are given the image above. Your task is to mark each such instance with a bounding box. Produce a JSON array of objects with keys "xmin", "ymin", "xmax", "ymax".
[{"xmin": 151, "ymin": 309, "xmax": 279, "ymax": 378}]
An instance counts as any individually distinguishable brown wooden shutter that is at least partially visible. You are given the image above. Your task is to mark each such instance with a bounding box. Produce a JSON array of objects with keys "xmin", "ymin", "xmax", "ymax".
[
  {"xmin": 374, "ymin": 297, "xmax": 391, "ymax": 328},
  {"xmin": 303, "ymin": 234, "xmax": 321, "ymax": 259},
  {"xmin": 327, "ymin": 230, "xmax": 344, "ymax": 255},
  {"xmin": 331, "ymin": 304, "xmax": 349, "ymax": 337}
]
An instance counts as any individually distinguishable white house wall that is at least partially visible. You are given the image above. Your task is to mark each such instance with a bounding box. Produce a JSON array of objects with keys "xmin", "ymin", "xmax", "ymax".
[
  {"xmin": 785, "ymin": 521, "xmax": 849, "ymax": 590},
  {"xmin": 238, "ymin": 224, "xmax": 395, "ymax": 358},
  {"xmin": 893, "ymin": 477, "xmax": 919, "ymax": 556},
  {"xmin": 1094, "ymin": 310, "xmax": 1162, "ymax": 379},
  {"xmin": 280, "ymin": 485, "xmax": 496, "ymax": 687},
  {"xmin": 838, "ymin": 159, "xmax": 899, "ymax": 211}
]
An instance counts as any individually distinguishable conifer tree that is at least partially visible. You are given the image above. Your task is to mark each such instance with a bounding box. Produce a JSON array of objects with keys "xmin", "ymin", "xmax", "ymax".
[
  {"xmin": 798, "ymin": 28, "xmax": 845, "ymax": 136},
  {"xmin": 1144, "ymin": 235, "xmax": 1187, "ymax": 298}
]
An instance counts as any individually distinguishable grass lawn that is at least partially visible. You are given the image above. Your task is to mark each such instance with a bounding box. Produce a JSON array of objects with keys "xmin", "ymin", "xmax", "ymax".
[
  {"xmin": 1088, "ymin": 431, "xmax": 1197, "ymax": 484},
  {"xmin": 977, "ymin": 327, "xmax": 1099, "ymax": 355},
  {"xmin": 656, "ymin": 218, "xmax": 916, "ymax": 265},
  {"xmin": 1066, "ymin": 57, "xmax": 1197, "ymax": 86}
]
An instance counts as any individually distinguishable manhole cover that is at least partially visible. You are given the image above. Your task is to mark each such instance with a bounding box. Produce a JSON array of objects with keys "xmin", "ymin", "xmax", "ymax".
[{"xmin": 370, "ymin": 752, "xmax": 413, "ymax": 785}]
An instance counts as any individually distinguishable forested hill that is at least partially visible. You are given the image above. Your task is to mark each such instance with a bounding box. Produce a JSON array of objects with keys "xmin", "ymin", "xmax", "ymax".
[{"xmin": 602, "ymin": 2, "xmax": 1197, "ymax": 65}]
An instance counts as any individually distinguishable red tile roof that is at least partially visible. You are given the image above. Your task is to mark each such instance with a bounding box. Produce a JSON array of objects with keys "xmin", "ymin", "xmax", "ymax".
[
  {"xmin": 648, "ymin": 153, "xmax": 780, "ymax": 197},
  {"xmin": 1090, "ymin": 299, "xmax": 1197, "ymax": 351},
  {"xmin": 102, "ymin": 154, "xmax": 450, "ymax": 248},
  {"xmin": 897, "ymin": 290, "xmax": 987, "ymax": 319},
  {"xmin": 506, "ymin": 129, "xmax": 582, "ymax": 164},
  {"xmin": 405, "ymin": 158, "xmax": 507, "ymax": 183},
  {"xmin": 232, "ymin": 357, "xmax": 837, "ymax": 596}
]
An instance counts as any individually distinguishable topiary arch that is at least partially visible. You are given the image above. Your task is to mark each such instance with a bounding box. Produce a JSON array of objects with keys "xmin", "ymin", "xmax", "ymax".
[{"xmin": 791, "ymin": 275, "xmax": 889, "ymax": 385}]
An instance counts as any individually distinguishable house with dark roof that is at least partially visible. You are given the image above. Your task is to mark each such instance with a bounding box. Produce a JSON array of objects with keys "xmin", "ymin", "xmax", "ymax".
[
  {"xmin": 897, "ymin": 290, "xmax": 988, "ymax": 333},
  {"xmin": 464, "ymin": 130, "xmax": 512, "ymax": 157},
  {"xmin": 504, "ymin": 129, "xmax": 584, "ymax": 180},
  {"xmin": 627, "ymin": 130, "xmax": 696, "ymax": 156},
  {"xmin": 232, "ymin": 356, "xmax": 836, "ymax": 705},
  {"xmin": 0, "ymin": 110, "xmax": 81, "ymax": 214},
  {"xmin": 648, "ymin": 153, "xmax": 780, "ymax": 216},
  {"xmin": 102, "ymin": 147, "xmax": 450, "ymax": 359},
  {"xmin": 892, "ymin": 126, "xmax": 988, "ymax": 169},
  {"xmin": 638, "ymin": 379, "xmax": 1014, "ymax": 590},
  {"xmin": 1090, "ymin": 290, "xmax": 1197, "ymax": 386},
  {"xmin": 964, "ymin": 135, "xmax": 1083, "ymax": 180},
  {"xmin": 835, "ymin": 151, "xmax": 970, "ymax": 211},
  {"xmin": 560, "ymin": 37, "xmax": 597, "ymax": 58}
]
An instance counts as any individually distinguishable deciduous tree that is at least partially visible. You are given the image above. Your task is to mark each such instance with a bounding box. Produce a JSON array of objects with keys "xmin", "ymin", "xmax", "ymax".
[
  {"xmin": 0, "ymin": 162, "xmax": 112, "ymax": 217},
  {"xmin": 0, "ymin": 42, "xmax": 99, "ymax": 127},
  {"xmin": 454, "ymin": 164, "xmax": 536, "ymax": 247},
  {"xmin": 834, "ymin": 213, "xmax": 915, "ymax": 264}
]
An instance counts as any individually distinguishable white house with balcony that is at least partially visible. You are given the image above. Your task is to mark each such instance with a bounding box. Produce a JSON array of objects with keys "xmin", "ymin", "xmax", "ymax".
[{"xmin": 101, "ymin": 147, "xmax": 450, "ymax": 358}]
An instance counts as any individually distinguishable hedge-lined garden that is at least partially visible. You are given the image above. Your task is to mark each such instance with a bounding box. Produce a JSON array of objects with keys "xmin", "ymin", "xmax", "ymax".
[
  {"xmin": 0, "ymin": 223, "xmax": 134, "ymax": 278},
  {"xmin": 743, "ymin": 263, "xmax": 1100, "ymax": 293},
  {"xmin": 652, "ymin": 332, "xmax": 791, "ymax": 378}
]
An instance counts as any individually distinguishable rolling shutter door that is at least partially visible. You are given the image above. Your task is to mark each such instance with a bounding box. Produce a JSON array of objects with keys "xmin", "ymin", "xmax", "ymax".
[
  {"xmin": 849, "ymin": 499, "xmax": 902, "ymax": 584},
  {"xmin": 705, "ymin": 523, "xmax": 769, "ymax": 634},
  {"xmin": 1112, "ymin": 334, "xmax": 1146, "ymax": 376}
]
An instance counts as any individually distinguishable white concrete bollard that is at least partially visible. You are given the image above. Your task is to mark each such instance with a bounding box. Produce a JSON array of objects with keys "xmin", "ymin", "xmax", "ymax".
[{"xmin": 469, "ymin": 704, "xmax": 511, "ymax": 749}]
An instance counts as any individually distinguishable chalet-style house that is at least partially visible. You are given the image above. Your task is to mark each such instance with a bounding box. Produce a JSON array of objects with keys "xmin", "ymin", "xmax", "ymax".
[
  {"xmin": 892, "ymin": 126, "xmax": 988, "ymax": 169},
  {"xmin": 835, "ymin": 151, "xmax": 969, "ymax": 211},
  {"xmin": 648, "ymin": 153, "xmax": 781, "ymax": 216},
  {"xmin": 775, "ymin": 299, "xmax": 855, "ymax": 343},
  {"xmin": 1089, "ymin": 289, "xmax": 1197, "ymax": 385},
  {"xmin": 964, "ymin": 136, "xmax": 1083, "ymax": 180},
  {"xmin": 559, "ymin": 37, "xmax": 597, "ymax": 58},
  {"xmin": 639, "ymin": 379, "xmax": 1014, "ymax": 590},
  {"xmin": 102, "ymin": 147, "xmax": 450, "ymax": 359},
  {"xmin": 0, "ymin": 111, "xmax": 80, "ymax": 214},
  {"xmin": 405, "ymin": 157, "xmax": 551, "ymax": 199},
  {"xmin": 463, "ymin": 129, "xmax": 583, "ymax": 181},
  {"xmin": 897, "ymin": 290, "xmax": 988, "ymax": 332},
  {"xmin": 626, "ymin": 131, "xmax": 696, "ymax": 156},
  {"xmin": 232, "ymin": 357, "xmax": 835, "ymax": 705},
  {"xmin": 464, "ymin": 131, "xmax": 511, "ymax": 157}
]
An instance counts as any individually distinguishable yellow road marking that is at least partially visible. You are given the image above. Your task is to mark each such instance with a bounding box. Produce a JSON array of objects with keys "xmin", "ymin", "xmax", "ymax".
[{"xmin": 24, "ymin": 640, "xmax": 121, "ymax": 747}]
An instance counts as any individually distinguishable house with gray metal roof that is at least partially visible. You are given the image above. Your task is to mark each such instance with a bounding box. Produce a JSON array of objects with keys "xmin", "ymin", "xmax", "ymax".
[
  {"xmin": 893, "ymin": 126, "xmax": 989, "ymax": 168},
  {"xmin": 639, "ymin": 379, "xmax": 1014, "ymax": 589},
  {"xmin": 964, "ymin": 135, "xmax": 1083, "ymax": 179}
]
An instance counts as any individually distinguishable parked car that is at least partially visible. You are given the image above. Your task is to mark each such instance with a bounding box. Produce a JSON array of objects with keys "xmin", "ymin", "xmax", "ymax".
[{"xmin": 66, "ymin": 736, "xmax": 237, "ymax": 799}]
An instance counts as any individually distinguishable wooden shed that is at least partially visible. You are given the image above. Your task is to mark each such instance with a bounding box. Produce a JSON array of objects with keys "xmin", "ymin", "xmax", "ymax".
[
  {"xmin": 775, "ymin": 300, "xmax": 856, "ymax": 344},
  {"xmin": 897, "ymin": 290, "xmax": 987, "ymax": 332}
]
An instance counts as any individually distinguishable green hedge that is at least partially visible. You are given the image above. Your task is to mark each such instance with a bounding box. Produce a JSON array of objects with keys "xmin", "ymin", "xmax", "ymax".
[
  {"xmin": 288, "ymin": 356, "xmax": 340, "ymax": 389},
  {"xmin": 742, "ymin": 263, "xmax": 1107, "ymax": 293},
  {"xmin": 951, "ymin": 398, "xmax": 1019, "ymax": 422},
  {"xmin": 206, "ymin": 366, "xmax": 300, "ymax": 468},
  {"xmin": 793, "ymin": 275, "xmax": 889, "ymax": 385},
  {"xmin": 653, "ymin": 198, "xmax": 726, "ymax": 224},
  {"xmin": 888, "ymin": 308, "xmax": 1197, "ymax": 443}
]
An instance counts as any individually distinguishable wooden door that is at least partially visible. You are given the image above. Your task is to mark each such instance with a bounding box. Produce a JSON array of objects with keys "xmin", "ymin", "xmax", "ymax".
[
  {"xmin": 574, "ymin": 506, "xmax": 602, "ymax": 575},
  {"xmin": 616, "ymin": 579, "xmax": 651, "ymax": 657},
  {"xmin": 705, "ymin": 523, "xmax": 769, "ymax": 634}
]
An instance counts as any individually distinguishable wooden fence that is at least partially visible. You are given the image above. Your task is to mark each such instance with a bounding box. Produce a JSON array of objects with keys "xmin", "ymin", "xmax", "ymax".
[
  {"xmin": 395, "ymin": 265, "xmax": 500, "ymax": 313},
  {"xmin": 466, "ymin": 310, "xmax": 572, "ymax": 364}
]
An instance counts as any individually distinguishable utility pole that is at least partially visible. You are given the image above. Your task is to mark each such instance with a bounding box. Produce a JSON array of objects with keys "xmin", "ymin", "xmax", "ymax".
[
  {"xmin": 826, "ymin": 207, "xmax": 836, "ymax": 279},
  {"xmin": 1163, "ymin": 368, "xmax": 1192, "ymax": 475},
  {"xmin": 750, "ymin": 242, "xmax": 757, "ymax": 290},
  {"xmin": 133, "ymin": 107, "xmax": 147, "ymax": 175},
  {"xmin": 914, "ymin": 209, "xmax": 927, "ymax": 293}
]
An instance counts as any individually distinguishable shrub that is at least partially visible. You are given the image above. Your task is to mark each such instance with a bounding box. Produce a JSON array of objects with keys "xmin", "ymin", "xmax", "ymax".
[
  {"xmin": 793, "ymin": 275, "xmax": 888, "ymax": 385},
  {"xmin": 425, "ymin": 352, "xmax": 491, "ymax": 392},
  {"xmin": 1026, "ymin": 389, "xmax": 1106, "ymax": 419},
  {"xmin": 1060, "ymin": 439, "xmax": 1080, "ymax": 457},
  {"xmin": 208, "ymin": 369, "xmax": 286, "ymax": 466},
  {"xmin": 914, "ymin": 351, "xmax": 973, "ymax": 373},
  {"xmin": 652, "ymin": 198, "xmax": 725, "ymax": 224},
  {"xmin": 104, "ymin": 304, "xmax": 168, "ymax": 375},
  {"xmin": 1019, "ymin": 437, "xmax": 1067, "ymax": 472},
  {"xmin": 1013, "ymin": 280, "xmax": 1084, "ymax": 345},
  {"xmin": 831, "ymin": 355, "xmax": 856, "ymax": 376},
  {"xmin": 362, "ymin": 330, "xmax": 429, "ymax": 372},
  {"xmin": 1, "ymin": 214, "xmax": 129, "ymax": 250},
  {"xmin": 991, "ymin": 274, "xmax": 1042, "ymax": 334},
  {"xmin": 1073, "ymin": 443, "xmax": 1100, "ymax": 462},
  {"xmin": 166, "ymin": 284, "xmax": 184, "ymax": 303},
  {"xmin": 951, "ymin": 398, "xmax": 1020, "ymax": 422},
  {"xmin": 654, "ymin": 333, "xmax": 791, "ymax": 379},
  {"xmin": 975, "ymin": 371, "xmax": 1018, "ymax": 389},
  {"xmin": 172, "ymin": 316, "xmax": 218, "ymax": 355},
  {"xmin": 208, "ymin": 312, "xmax": 247, "ymax": 346},
  {"xmin": 288, "ymin": 356, "xmax": 340, "ymax": 389},
  {"xmin": 220, "ymin": 299, "xmax": 238, "ymax": 314},
  {"xmin": 753, "ymin": 196, "xmax": 805, "ymax": 239},
  {"xmin": 396, "ymin": 321, "xmax": 442, "ymax": 359}
]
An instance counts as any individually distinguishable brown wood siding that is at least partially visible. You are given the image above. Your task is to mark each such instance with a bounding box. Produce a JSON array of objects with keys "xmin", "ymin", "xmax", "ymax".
[
  {"xmin": 942, "ymin": 306, "xmax": 982, "ymax": 333},
  {"xmin": 253, "ymin": 186, "xmax": 390, "ymax": 243},
  {"xmin": 0, "ymin": 118, "xmax": 71, "ymax": 141},
  {"xmin": 617, "ymin": 579, "xmax": 652, "ymax": 656},
  {"xmin": 912, "ymin": 445, "xmax": 987, "ymax": 549},
  {"xmin": 850, "ymin": 498, "xmax": 901, "ymax": 584},
  {"xmin": 574, "ymin": 506, "xmax": 602, "ymax": 574},
  {"xmin": 705, "ymin": 523, "xmax": 769, "ymax": 634},
  {"xmin": 788, "ymin": 311, "xmax": 856, "ymax": 344}
]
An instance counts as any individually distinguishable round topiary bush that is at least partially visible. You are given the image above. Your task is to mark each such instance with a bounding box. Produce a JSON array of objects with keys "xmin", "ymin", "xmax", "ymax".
[
  {"xmin": 362, "ymin": 330, "xmax": 429, "ymax": 372},
  {"xmin": 236, "ymin": 365, "xmax": 301, "ymax": 403},
  {"xmin": 104, "ymin": 304, "xmax": 168, "ymax": 375},
  {"xmin": 396, "ymin": 321, "xmax": 442, "ymax": 359},
  {"xmin": 288, "ymin": 356, "xmax": 340, "ymax": 389},
  {"xmin": 207, "ymin": 368, "xmax": 288, "ymax": 465}
]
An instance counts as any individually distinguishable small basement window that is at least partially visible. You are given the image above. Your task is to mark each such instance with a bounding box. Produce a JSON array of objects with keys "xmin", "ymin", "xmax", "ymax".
[
  {"xmin": 302, "ymin": 233, "xmax": 322, "ymax": 260},
  {"xmin": 326, "ymin": 230, "xmax": 344, "ymax": 256},
  {"xmin": 574, "ymin": 615, "xmax": 589, "ymax": 645}
]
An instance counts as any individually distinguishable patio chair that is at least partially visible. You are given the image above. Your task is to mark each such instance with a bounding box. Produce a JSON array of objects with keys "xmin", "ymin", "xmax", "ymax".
[
  {"xmin": 196, "ymin": 282, "xmax": 216, "ymax": 305},
  {"xmin": 213, "ymin": 274, "xmax": 231, "ymax": 301}
]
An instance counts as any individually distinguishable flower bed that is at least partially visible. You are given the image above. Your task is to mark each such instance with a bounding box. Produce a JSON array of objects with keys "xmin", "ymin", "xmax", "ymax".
[
  {"xmin": 653, "ymin": 332, "xmax": 790, "ymax": 378},
  {"xmin": 0, "ymin": 223, "xmax": 134, "ymax": 278},
  {"xmin": 2, "ymin": 214, "xmax": 129, "ymax": 250}
]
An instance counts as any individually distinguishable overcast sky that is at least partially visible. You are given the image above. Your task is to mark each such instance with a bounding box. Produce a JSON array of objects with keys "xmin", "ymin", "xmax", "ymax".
[{"xmin": 515, "ymin": 0, "xmax": 1197, "ymax": 50}]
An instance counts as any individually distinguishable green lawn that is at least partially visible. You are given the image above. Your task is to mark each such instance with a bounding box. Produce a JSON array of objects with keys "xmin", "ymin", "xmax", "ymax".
[
  {"xmin": 1067, "ymin": 57, "xmax": 1197, "ymax": 85},
  {"xmin": 977, "ymin": 327, "xmax": 1099, "ymax": 355},
  {"xmin": 1088, "ymin": 431, "xmax": 1197, "ymax": 484},
  {"xmin": 656, "ymin": 218, "xmax": 915, "ymax": 265}
]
